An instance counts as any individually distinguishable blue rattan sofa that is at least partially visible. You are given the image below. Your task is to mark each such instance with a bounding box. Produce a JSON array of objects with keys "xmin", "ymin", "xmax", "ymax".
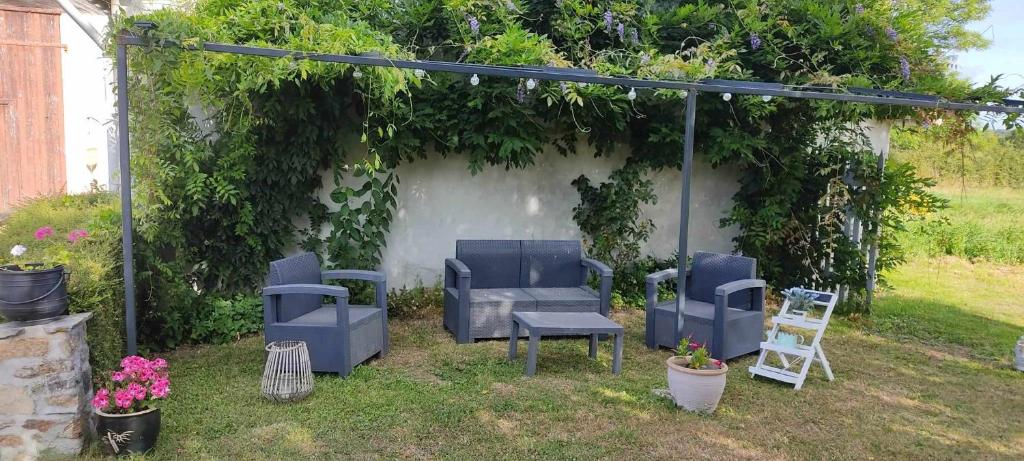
[
  {"xmin": 263, "ymin": 253, "xmax": 388, "ymax": 377},
  {"xmin": 645, "ymin": 251, "xmax": 765, "ymax": 360},
  {"xmin": 444, "ymin": 240, "xmax": 613, "ymax": 343}
]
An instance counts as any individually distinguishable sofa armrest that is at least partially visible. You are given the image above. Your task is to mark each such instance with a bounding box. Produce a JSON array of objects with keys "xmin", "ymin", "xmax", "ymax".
[
  {"xmin": 580, "ymin": 258, "xmax": 612, "ymax": 277},
  {"xmin": 715, "ymin": 279, "xmax": 766, "ymax": 297},
  {"xmin": 263, "ymin": 284, "xmax": 350, "ymax": 298},
  {"xmin": 645, "ymin": 268, "xmax": 679, "ymax": 286},
  {"xmin": 445, "ymin": 258, "xmax": 471, "ymax": 289},
  {"xmin": 322, "ymin": 270, "xmax": 386, "ymax": 283}
]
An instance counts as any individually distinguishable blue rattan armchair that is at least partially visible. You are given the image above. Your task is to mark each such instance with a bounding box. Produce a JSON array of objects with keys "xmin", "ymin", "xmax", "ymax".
[
  {"xmin": 263, "ymin": 253, "xmax": 388, "ymax": 377},
  {"xmin": 645, "ymin": 252, "xmax": 765, "ymax": 360},
  {"xmin": 444, "ymin": 240, "xmax": 613, "ymax": 343}
]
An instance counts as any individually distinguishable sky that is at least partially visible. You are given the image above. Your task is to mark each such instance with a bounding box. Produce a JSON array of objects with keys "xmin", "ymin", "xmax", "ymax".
[{"xmin": 953, "ymin": 0, "xmax": 1024, "ymax": 96}]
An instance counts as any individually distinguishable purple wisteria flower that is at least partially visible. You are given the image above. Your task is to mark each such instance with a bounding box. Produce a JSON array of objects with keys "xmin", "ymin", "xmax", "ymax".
[
  {"xmin": 604, "ymin": 10, "xmax": 613, "ymax": 33},
  {"xmin": 616, "ymin": 22, "xmax": 625, "ymax": 42},
  {"xmin": 631, "ymin": 28, "xmax": 640, "ymax": 45},
  {"xmin": 854, "ymin": 4, "xmax": 864, "ymax": 15},
  {"xmin": 467, "ymin": 14, "xmax": 480, "ymax": 37},
  {"xmin": 865, "ymin": 25, "xmax": 875, "ymax": 37},
  {"xmin": 885, "ymin": 26, "xmax": 898, "ymax": 41},
  {"xmin": 899, "ymin": 56, "xmax": 911, "ymax": 81},
  {"xmin": 517, "ymin": 82, "xmax": 526, "ymax": 103},
  {"xmin": 559, "ymin": 81, "xmax": 568, "ymax": 94},
  {"xmin": 706, "ymin": 58, "xmax": 715, "ymax": 69},
  {"xmin": 749, "ymin": 33, "xmax": 762, "ymax": 50},
  {"xmin": 639, "ymin": 52, "xmax": 650, "ymax": 65}
]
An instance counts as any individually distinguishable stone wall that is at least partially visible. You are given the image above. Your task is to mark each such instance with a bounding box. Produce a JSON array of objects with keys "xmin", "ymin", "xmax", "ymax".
[{"xmin": 0, "ymin": 314, "xmax": 93, "ymax": 459}]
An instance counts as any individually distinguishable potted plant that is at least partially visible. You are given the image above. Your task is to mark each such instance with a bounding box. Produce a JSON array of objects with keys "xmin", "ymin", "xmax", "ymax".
[
  {"xmin": 781, "ymin": 287, "xmax": 816, "ymax": 319},
  {"xmin": 0, "ymin": 226, "xmax": 87, "ymax": 324},
  {"xmin": 666, "ymin": 338, "xmax": 727, "ymax": 413},
  {"xmin": 92, "ymin": 356, "xmax": 170, "ymax": 456}
]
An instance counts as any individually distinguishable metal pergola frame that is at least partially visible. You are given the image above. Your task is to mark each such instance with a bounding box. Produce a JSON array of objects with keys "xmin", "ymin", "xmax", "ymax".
[{"xmin": 114, "ymin": 30, "xmax": 1024, "ymax": 354}]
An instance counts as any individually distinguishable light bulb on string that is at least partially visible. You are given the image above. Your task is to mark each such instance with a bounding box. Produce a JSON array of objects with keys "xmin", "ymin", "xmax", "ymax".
[
  {"xmin": 762, "ymin": 95, "xmax": 772, "ymax": 102},
  {"xmin": 722, "ymin": 92, "xmax": 732, "ymax": 102},
  {"xmin": 352, "ymin": 69, "xmax": 363, "ymax": 79},
  {"xmin": 414, "ymin": 68, "xmax": 426, "ymax": 78},
  {"xmin": 933, "ymin": 118, "xmax": 944, "ymax": 126},
  {"xmin": 627, "ymin": 87, "xmax": 637, "ymax": 101},
  {"xmin": 680, "ymin": 90, "xmax": 688, "ymax": 98},
  {"xmin": 526, "ymin": 78, "xmax": 537, "ymax": 90},
  {"xmin": 470, "ymin": 74, "xmax": 480, "ymax": 86}
]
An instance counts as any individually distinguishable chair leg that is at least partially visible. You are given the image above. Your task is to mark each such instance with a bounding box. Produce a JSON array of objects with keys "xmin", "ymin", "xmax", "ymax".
[
  {"xmin": 816, "ymin": 343, "xmax": 835, "ymax": 381},
  {"xmin": 612, "ymin": 332, "xmax": 623, "ymax": 375},
  {"xmin": 525, "ymin": 334, "xmax": 540, "ymax": 377},
  {"xmin": 508, "ymin": 321, "xmax": 520, "ymax": 361},
  {"xmin": 589, "ymin": 334, "xmax": 598, "ymax": 359}
]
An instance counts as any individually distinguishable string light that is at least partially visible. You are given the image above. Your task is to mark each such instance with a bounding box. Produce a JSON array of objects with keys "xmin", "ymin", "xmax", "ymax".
[
  {"xmin": 352, "ymin": 69, "xmax": 363, "ymax": 79},
  {"xmin": 414, "ymin": 69, "xmax": 426, "ymax": 78},
  {"xmin": 627, "ymin": 87, "xmax": 637, "ymax": 101},
  {"xmin": 762, "ymin": 95, "xmax": 772, "ymax": 102},
  {"xmin": 470, "ymin": 74, "xmax": 480, "ymax": 86},
  {"xmin": 933, "ymin": 118, "xmax": 944, "ymax": 126},
  {"xmin": 722, "ymin": 92, "xmax": 732, "ymax": 101},
  {"xmin": 680, "ymin": 90, "xmax": 688, "ymax": 98},
  {"xmin": 525, "ymin": 78, "xmax": 537, "ymax": 90}
]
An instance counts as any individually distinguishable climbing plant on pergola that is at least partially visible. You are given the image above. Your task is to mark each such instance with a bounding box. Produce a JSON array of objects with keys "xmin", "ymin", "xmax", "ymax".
[{"xmin": 113, "ymin": 27, "xmax": 1024, "ymax": 354}]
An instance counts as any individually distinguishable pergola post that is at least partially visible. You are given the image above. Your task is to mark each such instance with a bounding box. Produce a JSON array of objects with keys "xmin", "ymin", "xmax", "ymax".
[
  {"xmin": 116, "ymin": 38, "xmax": 138, "ymax": 355},
  {"xmin": 674, "ymin": 90, "xmax": 697, "ymax": 344}
]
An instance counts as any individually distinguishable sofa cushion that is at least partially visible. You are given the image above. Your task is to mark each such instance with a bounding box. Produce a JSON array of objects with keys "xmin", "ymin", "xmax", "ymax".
[
  {"xmin": 468, "ymin": 288, "xmax": 536, "ymax": 338},
  {"xmin": 287, "ymin": 305, "xmax": 381, "ymax": 328},
  {"xmin": 456, "ymin": 240, "xmax": 522, "ymax": 289},
  {"xmin": 520, "ymin": 240, "xmax": 583, "ymax": 288},
  {"xmin": 523, "ymin": 287, "xmax": 600, "ymax": 312}
]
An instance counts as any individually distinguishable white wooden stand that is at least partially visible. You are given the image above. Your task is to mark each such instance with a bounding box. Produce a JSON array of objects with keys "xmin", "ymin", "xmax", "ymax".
[{"xmin": 748, "ymin": 289, "xmax": 838, "ymax": 390}]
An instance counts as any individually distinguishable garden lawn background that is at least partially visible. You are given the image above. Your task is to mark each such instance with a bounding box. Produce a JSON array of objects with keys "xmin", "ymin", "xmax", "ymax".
[{"xmin": 79, "ymin": 189, "xmax": 1024, "ymax": 460}]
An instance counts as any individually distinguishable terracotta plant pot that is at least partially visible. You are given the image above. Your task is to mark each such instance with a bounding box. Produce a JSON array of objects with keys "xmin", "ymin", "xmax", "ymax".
[
  {"xmin": 95, "ymin": 407, "xmax": 161, "ymax": 456},
  {"xmin": 666, "ymin": 356, "xmax": 728, "ymax": 413}
]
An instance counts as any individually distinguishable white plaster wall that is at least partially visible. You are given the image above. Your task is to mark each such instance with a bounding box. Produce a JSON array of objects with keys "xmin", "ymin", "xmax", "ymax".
[
  {"xmin": 318, "ymin": 146, "xmax": 741, "ymax": 289},
  {"xmin": 60, "ymin": 12, "xmax": 116, "ymax": 194}
]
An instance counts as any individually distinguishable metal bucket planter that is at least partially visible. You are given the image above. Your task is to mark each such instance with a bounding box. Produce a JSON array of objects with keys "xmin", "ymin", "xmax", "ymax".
[
  {"xmin": 666, "ymin": 356, "xmax": 728, "ymax": 413},
  {"xmin": 95, "ymin": 407, "xmax": 161, "ymax": 456},
  {"xmin": 0, "ymin": 263, "xmax": 69, "ymax": 324}
]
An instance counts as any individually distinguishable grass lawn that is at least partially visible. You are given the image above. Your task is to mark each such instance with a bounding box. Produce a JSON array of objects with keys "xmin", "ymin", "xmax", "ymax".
[{"xmin": 80, "ymin": 256, "xmax": 1024, "ymax": 460}]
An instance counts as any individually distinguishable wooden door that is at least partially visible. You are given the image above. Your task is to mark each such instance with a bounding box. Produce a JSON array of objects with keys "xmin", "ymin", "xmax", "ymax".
[{"xmin": 0, "ymin": 4, "xmax": 65, "ymax": 212}]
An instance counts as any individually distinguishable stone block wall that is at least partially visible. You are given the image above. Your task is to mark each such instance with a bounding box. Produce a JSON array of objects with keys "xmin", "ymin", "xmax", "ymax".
[{"xmin": 0, "ymin": 313, "xmax": 93, "ymax": 459}]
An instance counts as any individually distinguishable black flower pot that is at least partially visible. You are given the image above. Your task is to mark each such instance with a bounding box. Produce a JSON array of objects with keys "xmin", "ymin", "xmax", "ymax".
[
  {"xmin": 95, "ymin": 408, "xmax": 161, "ymax": 456},
  {"xmin": 0, "ymin": 264, "xmax": 69, "ymax": 324}
]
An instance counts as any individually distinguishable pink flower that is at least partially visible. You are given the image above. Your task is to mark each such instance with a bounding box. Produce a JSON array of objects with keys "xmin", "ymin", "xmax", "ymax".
[
  {"xmin": 111, "ymin": 371, "xmax": 126, "ymax": 382},
  {"xmin": 34, "ymin": 226, "xmax": 54, "ymax": 240},
  {"xmin": 67, "ymin": 229, "xmax": 89, "ymax": 243},
  {"xmin": 91, "ymin": 388, "xmax": 110, "ymax": 410},
  {"xmin": 114, "ymin": 389, "xmax": 134, "ymax": 409},
  {"xmin": 128, "ymin": 382, "xmax": 147, "ymax": 400},
  {"xmin": 151, "ymin": 358, "xmax": 168, "ymax": 370},
  {"xmin": 688, "ymin": 342, "xmax": 701, "ymax": 351},
  {"xmin": 150, "ymin": 378, "xmax": 170, "ymax": 399},
  {"xmin": 712, "ymin": 359, "xmax": 723, "ymax": 368}
]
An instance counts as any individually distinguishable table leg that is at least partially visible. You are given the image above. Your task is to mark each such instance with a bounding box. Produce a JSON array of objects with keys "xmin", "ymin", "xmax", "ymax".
[
  {"xmin": 526, "ymin": 334, "xmax": 540, "ymax": 377},
  {"xmin": 589, "ymin": 334, "xmax": 598, "ymax": 359},
  {"xmin": 508, "ymin": 320, "xmax": 519, "ymax": 361},
  {"xmin": 612, "ymin": 332, "xmax": 623, "ymax": 375}
]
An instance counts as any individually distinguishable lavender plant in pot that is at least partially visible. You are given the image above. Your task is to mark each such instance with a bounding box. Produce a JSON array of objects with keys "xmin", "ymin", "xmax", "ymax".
[{"xmin": 666, "ymin": 338, "xmax": 727, "ymax": 413}]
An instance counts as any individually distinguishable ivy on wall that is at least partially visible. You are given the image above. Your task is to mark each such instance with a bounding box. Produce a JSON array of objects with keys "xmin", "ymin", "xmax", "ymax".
[{"xmin": 114, "ymin": 0, "xmax": 1019, "ymax": 347}]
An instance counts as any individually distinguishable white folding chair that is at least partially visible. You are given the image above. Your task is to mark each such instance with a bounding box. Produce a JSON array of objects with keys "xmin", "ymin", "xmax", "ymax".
[{"xmin": 748, "ymin": 288, "xmax": 838, "ymax": 390}]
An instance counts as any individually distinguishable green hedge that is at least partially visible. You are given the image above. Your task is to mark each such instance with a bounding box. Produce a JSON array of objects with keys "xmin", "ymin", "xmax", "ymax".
[{"xmin": 0, "ymin": 193, "xmax": 125, "ymax": 369}]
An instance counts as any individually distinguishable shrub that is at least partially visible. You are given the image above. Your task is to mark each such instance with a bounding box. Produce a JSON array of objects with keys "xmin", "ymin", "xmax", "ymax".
[
  {"xmin": 388, "ymin": 283, "xmax": 443, "ymax": 318},
  {"xmin": 190, "ymin": 295, "xmax": 263, "ymax": 344},
  {"xmin": 0, "ymin": 193, "xmax": 125, "ymax": 369}
]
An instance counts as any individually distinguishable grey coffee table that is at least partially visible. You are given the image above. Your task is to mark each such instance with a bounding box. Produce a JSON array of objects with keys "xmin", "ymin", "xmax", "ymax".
[{"xmin": 508, "ymin": 312, "xmax": 624, "ymax": 376}]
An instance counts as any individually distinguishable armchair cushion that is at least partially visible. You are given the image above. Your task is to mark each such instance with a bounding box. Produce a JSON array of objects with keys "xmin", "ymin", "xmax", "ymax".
[
  {"xmin": 288, "ymin": 305, "xmax": 381, "ymax": 328},
  {"xmin": 456, "ymin": 240, "xmax": 521, "ymax": 289},
  {"xmin": 520, "ymin": 240, "xmax": 583, "ymax": 288},
  {"xmin": 267, "ymin": 253, "xmax": 327, "ymax": 322},
  {"xmin": 688, "ymin": 252, "xmax": 757, "ymax": 306}
]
